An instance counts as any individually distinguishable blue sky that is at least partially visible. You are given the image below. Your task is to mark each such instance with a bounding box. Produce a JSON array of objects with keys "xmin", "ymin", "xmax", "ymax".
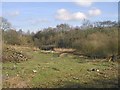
[{"xmin": 1, "ymin": 2, "xmax": 118, "ymax": 32}]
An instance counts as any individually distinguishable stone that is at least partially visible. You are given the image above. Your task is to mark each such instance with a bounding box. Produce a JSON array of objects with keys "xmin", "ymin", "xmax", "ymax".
[
  {"xmin": 32, "ymin": 70, "xmax": 37, "ymax": 73},
  {"xmin": 73, "ymin": 77, "xmax": 79, "ymax": 80},
  {"xmin": 96, "ymin": 69, "xmax": 99, "ymax": 72}
]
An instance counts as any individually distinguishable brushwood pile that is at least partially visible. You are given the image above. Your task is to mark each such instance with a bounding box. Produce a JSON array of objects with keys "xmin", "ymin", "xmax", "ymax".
[{"xmin": 2, "ymin": 46, "xmax": 29, "ymax": 63}]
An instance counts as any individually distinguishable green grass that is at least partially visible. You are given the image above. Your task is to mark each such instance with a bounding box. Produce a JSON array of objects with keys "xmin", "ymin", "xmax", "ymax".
[{"xmin": 2, "ymin": 47, "xmax": 119, "ymax": 88}]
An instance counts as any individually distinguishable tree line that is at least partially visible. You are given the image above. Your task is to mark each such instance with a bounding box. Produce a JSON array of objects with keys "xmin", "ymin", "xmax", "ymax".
[{"xmin": 0, "ymin": 17, "xmax": 118, "ymax": 58}]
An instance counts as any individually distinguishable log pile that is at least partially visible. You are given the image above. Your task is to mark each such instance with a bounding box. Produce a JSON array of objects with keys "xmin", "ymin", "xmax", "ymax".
[{"xmin": 2, "ymin": 46, "xmax": 29, "ymax": 63}]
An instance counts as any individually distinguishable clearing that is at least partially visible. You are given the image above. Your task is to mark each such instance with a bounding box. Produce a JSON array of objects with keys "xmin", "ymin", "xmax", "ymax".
[{"xmin": 2, "ymin": 46, "xmax": 119, "ymax": 88}]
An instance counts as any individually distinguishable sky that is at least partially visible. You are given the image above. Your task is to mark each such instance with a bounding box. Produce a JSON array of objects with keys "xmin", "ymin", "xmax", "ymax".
[{"xmin": 1, "ymin": 1, "xmax": 118, "ymax": 32}]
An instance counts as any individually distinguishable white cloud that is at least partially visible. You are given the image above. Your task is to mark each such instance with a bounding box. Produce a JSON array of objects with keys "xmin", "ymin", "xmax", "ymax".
[
  {"xmin": 88, "ymin": 8, "xmax": 101, "ymax": 16},
  {"xmin": 75, "ymin": 0, "xmax": 94, "ymax": 7},
  {"xmin": 10, "ymin": 11, "xmax": 20, "ymax": 16},
  {"xmin": 56, "ymin": 8, "xmax": 87, "ymax": 21},
  {"xmin": 72, "ymin": 12, "xmax": 87, "ymax": 20},
  {"xmin": 56, "ymin": 9, "xmax": 72, "ymax": 20}
]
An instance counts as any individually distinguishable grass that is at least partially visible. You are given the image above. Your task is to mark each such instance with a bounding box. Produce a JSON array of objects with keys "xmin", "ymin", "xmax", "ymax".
[{"xmin": 2, "ymin": 46, "xmax": 119, "ymax": 88}]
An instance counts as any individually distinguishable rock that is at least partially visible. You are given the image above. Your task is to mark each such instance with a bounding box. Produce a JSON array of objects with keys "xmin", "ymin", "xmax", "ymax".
[
  {"xmin": 13, "ymin": 65, "xmax": 16, "ymax": 68},
  {"xmin": 96, "ymin": 69, "xmax": 99, "ymax": 72},
  {"xmin": 20, "ymin": 54, "xmax": 23, "ymax": 57},
  {"xmin": 73, "ymin": 77, "xmax": 79, "ymax": 80},
  {"xmin": 32, "ymin": 70, "xmax": 37, "ymax": 73}
]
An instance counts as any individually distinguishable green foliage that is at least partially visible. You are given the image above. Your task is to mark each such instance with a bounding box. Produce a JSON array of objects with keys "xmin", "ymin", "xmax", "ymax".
[
  {"xmin": 3, "ymin": 30, "xmax": 21, "ymax": 45},
  {"xmin": 33, "ymin": 24, "xmax": 118, "ymax": 58},
  {"xmin": 3, "ymin": 29, "xmax": 34, "ymax": 46},
  {"xmin": 2, "ymin": 18, "xmax": 118, "ymax": 58}
]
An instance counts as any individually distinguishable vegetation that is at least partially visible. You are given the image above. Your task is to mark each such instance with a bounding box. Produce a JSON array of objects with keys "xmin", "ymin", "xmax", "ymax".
[
  {"xmin": 2, "ymin": 45, "xmax": 118, "ymax": 88},
  {"xmin": 1, "ymin": 17, "xmax": 118, "ymax": 59},
  {"xmin": 1, "ymin": 17, "xmax": 119, "ymax": 88}
]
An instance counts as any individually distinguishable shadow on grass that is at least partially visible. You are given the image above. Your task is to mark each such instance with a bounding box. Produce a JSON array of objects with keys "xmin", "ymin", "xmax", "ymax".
[
  {"xmin": 2, "ymin": 77, "xmax": 119, "ymax": 90},
  {"xmin": 2, "ymin": 69, "xmax": 119, "ymax": 89},
  {"xmin": 56, "ymin": 77, "xmax": 119, "ymax": 88}
]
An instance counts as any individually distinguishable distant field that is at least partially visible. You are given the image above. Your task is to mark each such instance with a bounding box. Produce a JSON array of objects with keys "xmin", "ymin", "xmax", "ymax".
[{"xmin": 2, "ymin": 46, "xmax": 119, "ymax": 88}]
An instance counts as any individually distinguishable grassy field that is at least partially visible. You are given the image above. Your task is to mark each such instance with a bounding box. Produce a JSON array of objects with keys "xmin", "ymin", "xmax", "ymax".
[{"xmin": 2, "ymin": 46, "xmax": 119, "ymax": 88}]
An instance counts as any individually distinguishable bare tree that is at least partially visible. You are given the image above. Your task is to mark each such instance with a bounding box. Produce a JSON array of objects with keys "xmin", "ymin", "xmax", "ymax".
[
  {"xmin": 0, "ymin": 17, "xmax": 11, "ymax": 31},
  {"xmin": 81, "ymin": 19, "xmax": 93, "ymax": 29}
]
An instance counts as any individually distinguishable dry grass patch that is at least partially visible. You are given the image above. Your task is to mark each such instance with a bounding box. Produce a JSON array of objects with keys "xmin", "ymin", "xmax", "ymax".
[{"xmin": 54, "ymin": 48, "xmax": 76, "ymax": 53}]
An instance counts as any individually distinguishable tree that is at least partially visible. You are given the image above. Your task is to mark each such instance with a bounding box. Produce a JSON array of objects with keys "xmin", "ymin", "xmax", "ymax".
[
  {"xmin": 56, "ymin": 24, "xmax": 71, "ymax": 31},
  {"xmin": 32, "ymin": 20, "xmax": 118, "ymax": 58},
  {"xmin": 27, "ymin": 30, "xmax": 30, "ymax": 35},
  {"xmin": 81, "ymin": 19, "xmax": 93, "ymax": 29},
  {"xmin": 4, "ymin": 29, "xmax": 21, "ymax": 45},
  {"xmin": 0, "ymin": 17, "xmax": 11, "ymax": 31},
  {"xmin": 18, "ymin": 29, "xmax": 23, "ymax": 35}
]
